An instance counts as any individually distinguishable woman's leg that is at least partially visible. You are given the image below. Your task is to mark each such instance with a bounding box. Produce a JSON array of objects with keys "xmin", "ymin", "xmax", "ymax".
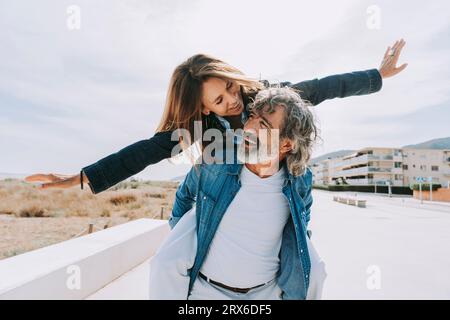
[{"xmin": 148, "ymin": 207, "xmax": 197, "ymax": 300}]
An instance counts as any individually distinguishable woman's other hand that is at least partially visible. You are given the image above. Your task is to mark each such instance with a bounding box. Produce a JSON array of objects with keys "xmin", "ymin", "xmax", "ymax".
[
  {"xmin": 24, "ymin": 173, "xmax": 87, "ymax": 189},
  {"xmin": 379, "ymin": 39, "xmax": 408, "ymax": 79}
]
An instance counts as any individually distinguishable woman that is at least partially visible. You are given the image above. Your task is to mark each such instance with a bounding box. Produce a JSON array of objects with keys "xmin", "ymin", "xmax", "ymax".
[{"xmin": 25, "ymin": 39, "xmax": 407, "ymax": 191}]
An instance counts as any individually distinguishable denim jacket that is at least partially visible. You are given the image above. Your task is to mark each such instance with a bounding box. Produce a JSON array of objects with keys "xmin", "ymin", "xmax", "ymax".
[
  {"xmin": 82, "ymin": 69, "xmax": 382, "ymax": 194},
  {"xmin": 168, "ymin": 157, "xmax": 314, "ymax": 300}
]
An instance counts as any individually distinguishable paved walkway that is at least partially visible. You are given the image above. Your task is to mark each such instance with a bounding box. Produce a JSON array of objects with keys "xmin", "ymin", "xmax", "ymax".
[
  {"xmin": 88, "ymin": 190, "xmax": 450, "ymax": 299},
  {"xmin": 311, "ymin": 190, "xmax": 450, "ymax": 299}
]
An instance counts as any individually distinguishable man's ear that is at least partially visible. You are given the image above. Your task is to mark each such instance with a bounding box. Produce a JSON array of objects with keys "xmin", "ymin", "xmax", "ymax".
[{"xmin": 280, "ymin": 139, "xmax": 294, "ymax": 154}]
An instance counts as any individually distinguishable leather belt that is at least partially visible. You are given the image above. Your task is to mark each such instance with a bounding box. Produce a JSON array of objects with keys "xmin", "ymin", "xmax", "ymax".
[{"xmin": 198, "ymin": 272, "xmax": 270, "ymax": 294}]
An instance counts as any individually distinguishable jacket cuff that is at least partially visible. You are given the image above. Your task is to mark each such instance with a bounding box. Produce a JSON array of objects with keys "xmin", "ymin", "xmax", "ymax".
[
  {"xmin": 81, "ymin": 163, "xmax": 111, "ymax": 194},
  {"xmin": 366, "ymin": 69, "xmax": 383, "ymax": 94}
]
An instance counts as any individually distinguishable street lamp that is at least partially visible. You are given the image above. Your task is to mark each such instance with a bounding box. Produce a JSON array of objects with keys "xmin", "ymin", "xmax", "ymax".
[{"xmin": 416, "ymin": 176, "xmax": 424, "ymax": 204}]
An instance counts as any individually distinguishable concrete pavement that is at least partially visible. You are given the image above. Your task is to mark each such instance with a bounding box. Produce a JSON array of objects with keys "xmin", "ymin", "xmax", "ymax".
[{"xmin": 88, "ymin": 190, "xmax": 450, "ymax": 299}]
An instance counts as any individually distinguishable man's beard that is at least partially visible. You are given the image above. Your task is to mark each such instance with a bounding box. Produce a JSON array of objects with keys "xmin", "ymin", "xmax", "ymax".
[{"xmin": 236, "ymin": 143, "xmax": 278, "ymax": 165}]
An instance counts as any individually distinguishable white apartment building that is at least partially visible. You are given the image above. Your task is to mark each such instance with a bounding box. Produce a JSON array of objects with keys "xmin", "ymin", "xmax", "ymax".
[
  {"xmin": 402, "ymin": 149, "xmax": 450, "ymax": 186},
  {"xmin": 311, "ymin": 148, "xmax": 450, "ymax": 187},
  {"xmin": 311, "ymin": 157, "xmax": 340, "ymax": 185},
  {"xmin": 329, "ymin": 147, "xmax": 404, "ymax": 186}
]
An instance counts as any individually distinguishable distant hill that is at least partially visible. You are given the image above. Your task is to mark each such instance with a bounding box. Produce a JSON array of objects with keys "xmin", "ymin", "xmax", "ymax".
[
  {"xmin": 310, "ymin": 150, "xmax": 354, "ymax": 165},
  {"xmin": 0, "ymin": 172, "xmax": 28, "ymax": 180},
  {"xmin": 403, "ymin": 137, "xmax": 450, "ymax": 150}
]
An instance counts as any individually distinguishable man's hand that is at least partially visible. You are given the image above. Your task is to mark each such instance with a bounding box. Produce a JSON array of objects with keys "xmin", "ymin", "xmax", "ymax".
[{"xmin": 378, "ymin": 39, "xmax": 408, "ymax": 79}]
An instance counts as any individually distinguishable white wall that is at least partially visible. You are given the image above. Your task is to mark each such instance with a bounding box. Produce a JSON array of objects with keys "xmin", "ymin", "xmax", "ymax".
[{"xmin": 0, "ymin": 219, "xmax": 169, "ymax": 300}]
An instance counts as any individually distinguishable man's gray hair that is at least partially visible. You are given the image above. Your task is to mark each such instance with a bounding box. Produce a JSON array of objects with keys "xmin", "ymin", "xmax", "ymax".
[{"xmin": 248, "ymin": 87, "xmax": 318, "ymax": 176}]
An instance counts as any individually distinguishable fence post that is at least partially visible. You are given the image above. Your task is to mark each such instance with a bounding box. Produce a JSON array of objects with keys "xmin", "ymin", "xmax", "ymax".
[
  {"xmin": 160, "ymin": 207, "xmax": 164, "ymax": 220},
  {"xmin": 88, "ymin": 223, "xmax": 94, "ymax": 234}
]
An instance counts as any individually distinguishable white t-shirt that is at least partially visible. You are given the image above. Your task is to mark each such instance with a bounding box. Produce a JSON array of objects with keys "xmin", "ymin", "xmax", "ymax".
[{"xmin": 199, "ymin": 165, "xmax": 290, "ymax": 288}]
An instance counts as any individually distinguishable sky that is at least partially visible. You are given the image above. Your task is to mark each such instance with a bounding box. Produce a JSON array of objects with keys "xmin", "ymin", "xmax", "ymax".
[{"xmin": 0, "ymin": 0, "xmax": 449, "ymax": 180}]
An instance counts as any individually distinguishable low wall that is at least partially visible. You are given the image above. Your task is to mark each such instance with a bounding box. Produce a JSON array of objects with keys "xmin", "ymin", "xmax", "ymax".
[
  {"xmin": 413, "ymin": 187, "xmax": 450, "ymax": 202},
  {"xmin": 0, "ymin": 218, "xmax": 170, "ymax": 300}
]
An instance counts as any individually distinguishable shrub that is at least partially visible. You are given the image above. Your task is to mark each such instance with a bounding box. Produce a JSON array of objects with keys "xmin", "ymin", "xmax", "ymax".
[
  {"xmin": 144, "ymin": 192, "xmax": 166, "ymax": 199},
  {"xmin": 410, "ymin": 184, "xmax": 441, "ymax": 191},
  {"xmin": 313, "ymin": 184, "xmax": 413, "ymax": 195},
  {"xmin": 109, "ymin": 194, "xmax": 137, "ymax": 206},
  {"xmin": 311, "ymin": 184, "xmax": 329, "ymax": 191},
  {"xmin": 0, "ymin": 209, "xmax": 14, "ymax": 215},
  {"xmin": 73, "ymin": 208, "xmax": 88, "ymax": 217},
  {"xmin": 101, "ymin": 209, "xmax": 111, "ymax": 217},
  {"xmin": 130, "ymin": 182, "xmax": 139, "ymax": 189},
  {"xmin": 18, "ymin": 206, "xmax": 47, "ymax": 218},
  {"xmin": 128, "ymin": 203, "xmax": 142, "ymax": 210}
]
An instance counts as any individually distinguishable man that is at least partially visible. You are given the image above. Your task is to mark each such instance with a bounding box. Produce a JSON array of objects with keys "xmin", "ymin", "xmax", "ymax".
[{"xmin": 150, "ymin": 86, "xmax": 325, "ymax": 300}]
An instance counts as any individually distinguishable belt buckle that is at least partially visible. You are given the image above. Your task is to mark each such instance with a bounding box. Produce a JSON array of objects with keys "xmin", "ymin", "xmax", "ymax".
[{"xmin": 231, "ymin": 287, "xmax": 250, "ymax": 294}]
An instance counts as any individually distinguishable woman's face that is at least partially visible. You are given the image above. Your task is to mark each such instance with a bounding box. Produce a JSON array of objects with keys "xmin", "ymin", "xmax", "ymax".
[{"xmin": 201, "ymin": 77, "xmax": 244, "ymax": 117}]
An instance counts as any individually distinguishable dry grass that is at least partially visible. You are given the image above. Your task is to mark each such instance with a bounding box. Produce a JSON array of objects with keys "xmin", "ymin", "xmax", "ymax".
[
  {"xmin": 0, "ymin": 178, "xmax": 179, "ymax": 260},
  {"xmin": 109, "ymin": 194, "xmax": 137, "ymax": 206}
]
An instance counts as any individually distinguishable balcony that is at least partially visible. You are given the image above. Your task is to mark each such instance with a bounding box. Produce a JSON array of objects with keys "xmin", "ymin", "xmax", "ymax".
[
  {"xmin": 369, "ymin": 154, "xmax": 394, "ymax": 161},
  {"xmin": 371, "ymin": 154, "xmax": 402, "ymax": 161},
  {"xmin": 344, "ymin": 179, "xmax": 404, "ymax": 186},
  {"xmin": 335, "ymin": 154, "xmax": 369, "ymax": 169},
  {"xmin": 333, "ymin": 166, "xmax": 401, "ymax": 177},
  {"xmin": 335, "ymin": 154, "xmax": 402, "ymax": 170}
]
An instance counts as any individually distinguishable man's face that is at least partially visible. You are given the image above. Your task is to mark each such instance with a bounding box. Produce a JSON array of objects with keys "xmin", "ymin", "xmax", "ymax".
[{"xmin": 238, "ymin": 104, "xmax": 291, "ymax": 164}]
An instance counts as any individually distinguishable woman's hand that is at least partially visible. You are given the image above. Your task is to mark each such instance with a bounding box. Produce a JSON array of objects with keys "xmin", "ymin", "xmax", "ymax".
[
  {"xmin": 378, "ymin": 39, "xmax": 408, "ymax": 79},
  {"xmin": 24, "ymin": 173, "xmax": 87, "ymax": 189}
]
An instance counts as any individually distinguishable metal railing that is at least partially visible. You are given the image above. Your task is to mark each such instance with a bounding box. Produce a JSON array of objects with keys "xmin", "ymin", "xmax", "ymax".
[
  {"xmin": 332, "ymin": 166, "xmax": 400, "ymax": 177},
  {"xmin": 333, "ymin": 153, "xmax": 402, "ymax": 169}
]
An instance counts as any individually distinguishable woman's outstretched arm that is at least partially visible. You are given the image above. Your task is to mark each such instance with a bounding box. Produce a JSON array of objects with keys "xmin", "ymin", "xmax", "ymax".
[
  {"xmin": 287, "ymin": 68, "xmax": 383, "ymax": 106},
  {"xmin": 281, "ymin": 39, "xmax": 407, "ymax": 105},
  {"xmin": 25, "ymin": 131, "xmax": 178, "ymax": 194},
  {"xmin": 81, "ymin": 131, "xmax": 178, "ymax": 194}
]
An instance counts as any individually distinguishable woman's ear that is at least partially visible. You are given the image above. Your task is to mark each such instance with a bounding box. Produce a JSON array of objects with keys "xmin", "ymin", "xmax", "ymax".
[{"xmin": 202, "ymin": 106, "xmax": 211, "ymax": 115}]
